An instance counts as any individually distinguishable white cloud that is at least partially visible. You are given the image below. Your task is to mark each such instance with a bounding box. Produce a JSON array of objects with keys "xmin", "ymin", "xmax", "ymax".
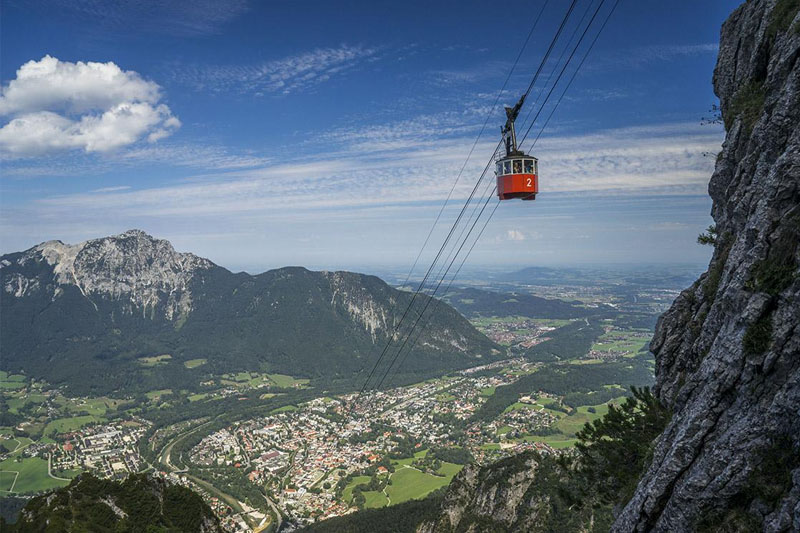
[
  {"xmin": 0, "ymin": 56, "xmax": 179, "ymax": 156},
  {"xmin": 172, "ymin": 45, "xmax": 378, "ymax": 95},
  {"xmin": 506, "ymin": 229, "xmax": 526, "ymax": 241},
  {"xmin": 25, "ymin": 120, "xmax": 721, "ymax": 220}
]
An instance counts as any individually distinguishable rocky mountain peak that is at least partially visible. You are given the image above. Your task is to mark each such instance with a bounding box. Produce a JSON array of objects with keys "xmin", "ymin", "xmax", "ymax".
[{"xmin": 3, "ymin": 229, "xmax": 215, "ymax": 321}]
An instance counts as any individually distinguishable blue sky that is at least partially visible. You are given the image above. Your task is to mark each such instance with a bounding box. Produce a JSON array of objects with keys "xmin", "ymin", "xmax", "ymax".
[{"xmin": 1, "ymin": 0, "xmax": 740, "ymax": 273}]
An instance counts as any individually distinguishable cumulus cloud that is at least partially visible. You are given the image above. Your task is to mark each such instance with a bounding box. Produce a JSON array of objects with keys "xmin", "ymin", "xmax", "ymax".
[{"xmin": 0, "ymin": 55, "xmax": 180, "ymax": 156}]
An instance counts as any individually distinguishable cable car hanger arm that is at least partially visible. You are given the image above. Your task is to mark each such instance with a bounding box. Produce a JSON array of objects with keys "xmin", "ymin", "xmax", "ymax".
[{"xmin": 502, "ymin": 93, "xmax": 526, "ymax": 156}]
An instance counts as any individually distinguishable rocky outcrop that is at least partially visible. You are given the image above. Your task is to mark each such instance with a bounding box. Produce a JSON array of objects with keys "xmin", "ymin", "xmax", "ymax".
[
  {"xmin": 2, "ymin": 229, "xmax": 213, "ymax": 321},
  {"xmin": 613, "ymin": 0, "xmax": 800, "ymax": 531},
  {"xmin": 418, "ymin": 453, "xmax": 543, "ymax": 533},
  {"xmin": 326, "ymin": 270, "xmax": 398, "ymax": 340},
  {"xmin": 1, "ymin": 230, "xmax": 498, "ymax": 395},
  {"xmin": 417, "ymin": 451, "xmax": 611, "ymax": 533}
]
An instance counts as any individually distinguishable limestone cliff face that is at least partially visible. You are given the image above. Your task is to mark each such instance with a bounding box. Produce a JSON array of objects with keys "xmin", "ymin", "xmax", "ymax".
[
  {"xmin": 417, "ymin": 453, "xmax": 570, "ymax": 533},
  {"xmin": 2, "ymin": 229, "xmax": 213, "ymax": 322},
  {"xmin": 613, "ymin": 0, "xmax": 800, "ymax": 530}
]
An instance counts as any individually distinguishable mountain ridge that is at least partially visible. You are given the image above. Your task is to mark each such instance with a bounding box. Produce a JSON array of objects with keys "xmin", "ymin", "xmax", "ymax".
[{"xmin": 1, "ymin": 230, "xmax": 499, "ymax": 395}]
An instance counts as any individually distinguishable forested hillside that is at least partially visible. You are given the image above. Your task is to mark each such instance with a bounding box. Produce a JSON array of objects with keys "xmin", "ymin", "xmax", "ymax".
[
  {"xmin": 0, "ymin": 231, "xmax": 498, "ymax": 395},
  {"xmin": 443, "ymin": 287, "xmax": 594, "ymax": 319},
  {"xmin": 2, "ymin": 474, "xmax": 222, "ymax": 532}
]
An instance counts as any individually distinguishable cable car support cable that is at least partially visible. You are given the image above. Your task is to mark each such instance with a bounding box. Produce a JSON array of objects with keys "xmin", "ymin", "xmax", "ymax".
[
  {"xmin": 360, "ymin": 0, "xmax": 582, "ymax": 397},
  {"xmin": 352, "ymin": 0, "xmax": 559, "ymax": 402},
  {"xmin": 378, "ymin": 0, "xmax": 620, "ymax": 389},
  {"xmin": 353, "ymin": 0, "xmax": 593, "ymax": 407}
]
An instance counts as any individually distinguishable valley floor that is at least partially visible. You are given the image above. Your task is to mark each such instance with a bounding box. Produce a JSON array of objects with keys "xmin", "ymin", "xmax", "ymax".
[{"xmin": 1, "ymin": 270, "xmax": 679, "ymax": 531}]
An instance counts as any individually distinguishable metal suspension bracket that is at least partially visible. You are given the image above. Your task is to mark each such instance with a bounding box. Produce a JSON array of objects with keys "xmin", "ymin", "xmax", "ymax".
[{"xmin": 502, "ymin": 93, "xmax": 526, "ymax": 156}]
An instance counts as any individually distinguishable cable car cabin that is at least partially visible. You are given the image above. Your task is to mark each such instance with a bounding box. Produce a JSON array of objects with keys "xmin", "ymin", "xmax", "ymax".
[{"xmin": 496, "ymin": 155, "xmax": 538, "ymax": 201}]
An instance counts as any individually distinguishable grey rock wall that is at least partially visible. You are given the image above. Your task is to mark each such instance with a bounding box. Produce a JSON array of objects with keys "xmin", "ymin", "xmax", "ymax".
[{"xmin": 613, "ymin": 0, "xmax": 800, "ymax": 530}]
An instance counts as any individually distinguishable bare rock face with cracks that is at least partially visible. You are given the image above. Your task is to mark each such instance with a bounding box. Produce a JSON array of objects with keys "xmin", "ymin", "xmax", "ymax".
[{"xmin": 614, "ymin": 0, "xmax": 800, "ymax": 530}]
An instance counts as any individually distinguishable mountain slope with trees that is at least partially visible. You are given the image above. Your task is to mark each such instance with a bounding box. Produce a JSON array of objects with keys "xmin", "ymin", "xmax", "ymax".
[
  {"xmin": 0, "ymin": 230, "xmax": 499, "ymax": 395},
  {"xmin": 2, "ymin": 474, "xmax": 223, "ymax": 533}
]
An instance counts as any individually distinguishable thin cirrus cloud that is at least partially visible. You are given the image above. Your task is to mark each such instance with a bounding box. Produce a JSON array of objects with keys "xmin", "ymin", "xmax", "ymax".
[
  {"xmin": 0, "ymin": 55, "xmax": 180, "ymax": 157},
  {"xmin": 1, "ymin": 142, "xmax": 273, "ymax": 179},
  {"xmin": 27, "ymin": 120, "xmax": 722, "ymax": 220},
  {"xmin": 0, "ymin": 118, "xmax": 722, "ymax": 266},
  {"xmin": 170, "ymin": 45, "xmax": 379, "ymax": 95},
  {"xmin": 22, "ymin": 0, "xmax": 249, "ymax": 37},
  {"xmin": 591, "ymin": 43, "xmax": 720, "ymax": 71}
]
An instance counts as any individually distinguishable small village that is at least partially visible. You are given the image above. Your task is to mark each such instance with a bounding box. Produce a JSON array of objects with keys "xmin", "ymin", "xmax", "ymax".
[{"xmin": 25, "ymin": 422, "xmax": 149, "ymax": 480}]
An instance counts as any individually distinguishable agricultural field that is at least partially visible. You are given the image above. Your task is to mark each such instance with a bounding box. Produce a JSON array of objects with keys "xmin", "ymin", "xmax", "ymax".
[
  {"xmin": 0, "ymin": 435, "xmax": 69, "ymax": 495},
  {"xmin": 183, "ymin": 358, "xmax": 208, "ymax": 369},
  {"xmin": 267, "ymin": 373, "xmax": 310, "ymax": 389},
  {"xmin": 145, "ymin": 389, "xmax": 173, "ymax": 400},
  {"xmin": 44, "ymin": 415, "xmax": 106, "ymax": 436},
  {"xmin": 0, "ymin": 436, "xmax": 31, "ymax": 455},
  {"xmin": 60, "ymin": 396, "xmax": 128, "ymax": 416},
  {"xmin": 590, "ymin": 328, "xmax": 651, "ymax": 356},
  {"xmin": 393, "ymin": 450, "xmax": 428, "ymax": 467},
  {"xmin": 385, "ymin": 463, "xmax": 461, "ymax": 504},
  {"xmin": 362, "ymin": 490, "xmax": 389, "ymax": 508},
  {"xmin": 5, "ymin": 392, "xmax": 47, "ymax": 414},
  {"xmin": 0, "ymin": 457, "xmax": 71, "ymax": 494},
  {"xmin": 342, "ymin": 475, "xmax": 371, "ymax": 503},
  {"xmin": 0, "ymin": 372, "xmax": 27, "ymax": 390},
  {"xmin": 217, "ymin": 371, "xmax": 308, "ymax": 390}
]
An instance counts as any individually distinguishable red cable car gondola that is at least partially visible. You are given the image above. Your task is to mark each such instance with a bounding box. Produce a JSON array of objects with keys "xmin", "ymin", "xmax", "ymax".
[{"xmin": 496, "ymin": 97, "xmax": 538, "ymax": 201}]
